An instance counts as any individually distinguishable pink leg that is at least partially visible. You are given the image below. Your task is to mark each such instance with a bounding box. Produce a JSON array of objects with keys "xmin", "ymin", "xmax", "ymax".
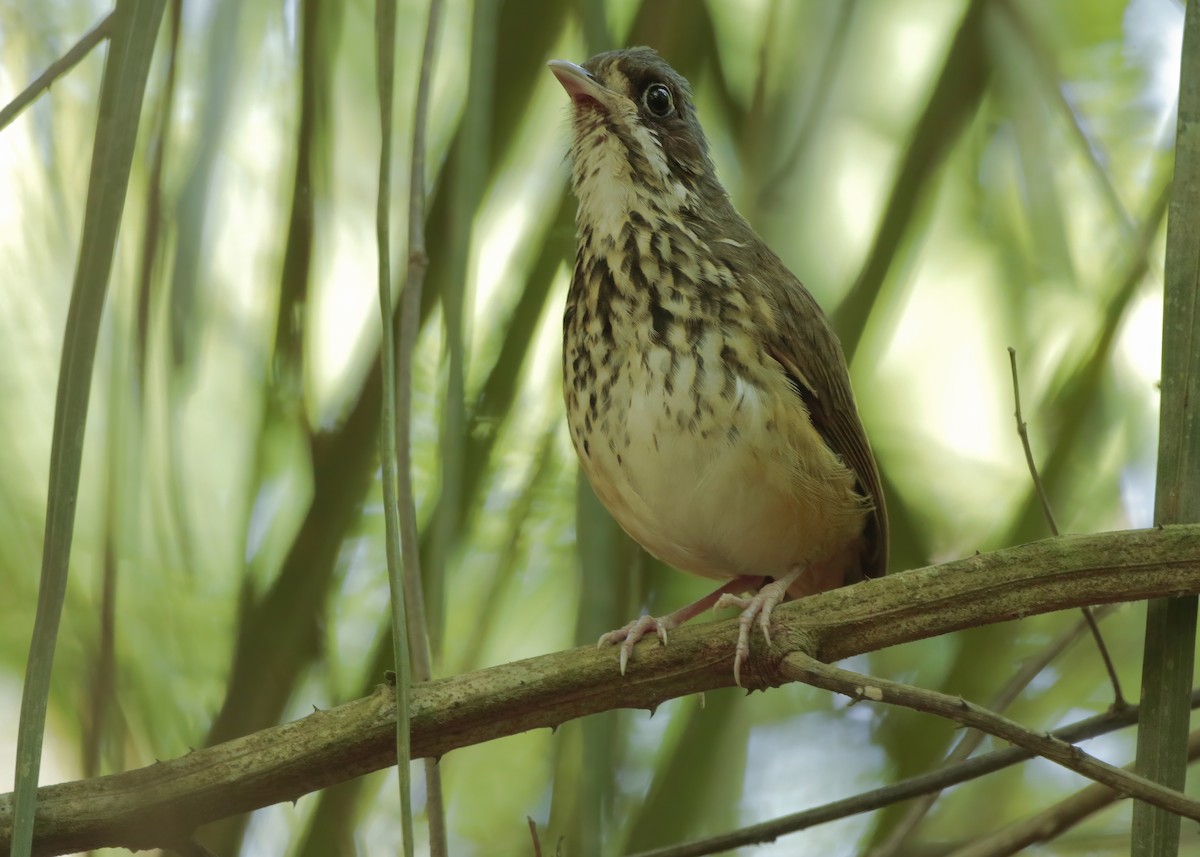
[
  {"xmin": 599, "ymin": 575, "xmax": 766, "ymax": 675},
  {"xmin": 715, "ymin": 565, "xmax": 807, "ymax": 687}
]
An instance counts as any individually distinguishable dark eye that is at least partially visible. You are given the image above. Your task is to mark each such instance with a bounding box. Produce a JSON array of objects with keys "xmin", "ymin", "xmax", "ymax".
[{"xmin": 643, "ymin": 83, "xmax": 673, "ymax": 118}]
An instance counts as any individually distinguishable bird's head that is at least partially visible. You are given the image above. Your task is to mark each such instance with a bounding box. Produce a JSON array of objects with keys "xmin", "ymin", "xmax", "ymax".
[{"xmin": 549, "ymin": 48, "xmax": 725, "ymax": 238}]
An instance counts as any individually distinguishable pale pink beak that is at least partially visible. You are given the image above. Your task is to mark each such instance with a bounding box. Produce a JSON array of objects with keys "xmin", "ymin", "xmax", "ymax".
[{"xmin": 548, "ymin": 59, "xmax": 608, "ymax": 109}]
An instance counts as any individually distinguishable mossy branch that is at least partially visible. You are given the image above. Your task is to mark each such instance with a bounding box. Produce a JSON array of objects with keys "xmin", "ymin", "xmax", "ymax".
[{"xmin": 2, "ymin": 525, "xmax": 1199, "ymax": 856}]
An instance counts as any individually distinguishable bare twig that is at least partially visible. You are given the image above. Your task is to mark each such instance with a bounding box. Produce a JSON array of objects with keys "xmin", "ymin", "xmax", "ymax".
[
  {"xmin": 869, "ymin": 605, "xmax": 1114, "ymax": 857},
  {"xmin": 373, "ymin": 0, "xmax": 413, "ymax": 849},
  {"xmin": 1078, "ymin": 606, "xmax": 1123, "ymax": 700},
  {"xmin": 947, "ymin": 728, "xmax": 1200, "ymax": 857},
  {"xmin": 1007, "ymin": 346, "xmax": 1125, "ymax": 706},
  {"xmin": 1007, "ymin": 347, "xmax": 1059, "ymax": 533},
  {"xmin": 392, "ymin": 0, "xmax": 447, "ymax": 851},
  {"xmin": 782, "ymin": 654, "xmax": 1200, "ymax": 819},
  {"xmin": 378, "ymin": 0, "xmax": 446, "ymax": 851},
  {"xmin": 628, "ymin": 691, "xmax": 1200, "ymax": 857},
  {"xmin": 395, "ymin": 4, "xmax": 440, "ymax": 681},
  {"xmin": 0, "ymin": 12, "xmax": 115, "ymax": 132},
  {"xmin": 528, "ymin": 817, "xmax": 542, "ymax": 857}
]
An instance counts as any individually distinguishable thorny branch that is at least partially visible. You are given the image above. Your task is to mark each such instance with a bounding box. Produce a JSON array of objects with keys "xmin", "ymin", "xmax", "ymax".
[{"xmin": 2, "ymin": 525, "xmax": 1200, "ymax": 855}]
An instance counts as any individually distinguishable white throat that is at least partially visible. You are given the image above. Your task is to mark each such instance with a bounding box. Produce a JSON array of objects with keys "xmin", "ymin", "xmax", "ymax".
[{"xmin": 571, "ymin": 123, "xmax": 693, "ymax": 246}]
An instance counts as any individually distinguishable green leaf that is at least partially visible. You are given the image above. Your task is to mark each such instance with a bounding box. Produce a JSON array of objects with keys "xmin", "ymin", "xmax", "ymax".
[{"xmin": 9, "ymin": 2, "xmax": 167, "ymax": 855}]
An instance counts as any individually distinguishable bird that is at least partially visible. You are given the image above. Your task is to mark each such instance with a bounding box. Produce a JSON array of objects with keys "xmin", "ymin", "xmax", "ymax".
[{"xmin": 548, "ymin": 47, "xmax": 887, "ymax": 685}]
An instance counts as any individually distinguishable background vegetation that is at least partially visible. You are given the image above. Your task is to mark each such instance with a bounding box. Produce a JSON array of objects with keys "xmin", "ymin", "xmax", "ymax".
[{"xmin": 0, "ymin": 0, "xmax": 1191, "ymax": 854}]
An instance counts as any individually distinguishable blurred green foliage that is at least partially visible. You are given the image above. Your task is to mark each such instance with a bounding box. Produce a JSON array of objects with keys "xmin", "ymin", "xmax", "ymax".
[{"xmin": 0, "ymin": 0, "xmax": 1191, "ymax": 854}]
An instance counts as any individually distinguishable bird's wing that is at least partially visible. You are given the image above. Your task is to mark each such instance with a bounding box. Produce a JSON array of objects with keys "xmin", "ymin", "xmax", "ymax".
[{"xmin": 757, "ymin": 254, "xmax": 889, "ymax": 582}]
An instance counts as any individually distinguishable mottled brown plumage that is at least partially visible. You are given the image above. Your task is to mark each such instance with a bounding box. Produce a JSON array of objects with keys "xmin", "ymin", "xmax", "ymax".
[{"xmin": 550, "ymin": 47, "xmax": 887, "ymax": 683}]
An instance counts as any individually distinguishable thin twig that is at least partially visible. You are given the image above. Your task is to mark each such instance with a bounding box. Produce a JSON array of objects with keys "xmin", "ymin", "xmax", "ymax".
[
  {"xmin": 0, "ymin": 12, "xmax": 115, "ymax": 132},
  {"xmin": 783, "ymin": 654, "xmax": 1200, "ymax": 819},
  {"xmin": 1007, "ymin": 346, "xmax": 1126, "ymax": 706},
  {"xmin": 374, "ymin": 0, "xmax": 414, "ymax": 850},
  {"xmin": 1008, "ymin": 346, "xmax": 1059, "ymax": 533},
  {"xmin": 946, "ymin": 728, "xmax": 1200, "ymax": 857},
  {"xmin": 869, "ymin": 605, "xmax": 1114, "ymax": 857},
  {"xmin": 528, "ymin": 817, "xmax": 542, "ymax": 857},
  {"xmin": 626, "ymin": 689, "xmax": 1200, "ymax": 857},
  {"xmin": 1078, "ymin": 606, "xmax": 1124, "ymax": 703},
  {"xmin": 395, "ymin": 2, "xmax": 440, "ymax": 681},
  {"xmin": 394, "ymin": 0, "xmax": 447, "ymax": 852}
]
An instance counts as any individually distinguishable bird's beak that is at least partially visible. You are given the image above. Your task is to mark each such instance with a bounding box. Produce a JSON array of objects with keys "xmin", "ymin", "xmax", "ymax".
[{"xmin": 548, "ymin": 59, "xmax": 609, "ymax": 110}]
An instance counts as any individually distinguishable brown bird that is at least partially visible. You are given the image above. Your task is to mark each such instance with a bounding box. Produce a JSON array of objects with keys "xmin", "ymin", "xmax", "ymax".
[{"xmin": 549, "ymin": 47, "xmax": 887, "ymax": 685}]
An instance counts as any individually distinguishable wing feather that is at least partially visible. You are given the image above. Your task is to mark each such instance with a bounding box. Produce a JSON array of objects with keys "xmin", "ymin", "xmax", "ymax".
[{"xmin": 757, "ymin": 253, "xmax": 889, "ymax": 581}]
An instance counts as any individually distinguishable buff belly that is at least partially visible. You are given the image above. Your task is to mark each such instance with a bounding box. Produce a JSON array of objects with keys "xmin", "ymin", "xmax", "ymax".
[{"xmin": 570, "ymin": 341, "xmax": 866, "ymax": 583}]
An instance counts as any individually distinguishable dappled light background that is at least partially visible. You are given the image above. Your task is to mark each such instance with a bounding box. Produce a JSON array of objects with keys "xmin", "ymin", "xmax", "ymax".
[{"xmin": 0, "ymin": 0, "xmax": 1187, "ymax": 854}]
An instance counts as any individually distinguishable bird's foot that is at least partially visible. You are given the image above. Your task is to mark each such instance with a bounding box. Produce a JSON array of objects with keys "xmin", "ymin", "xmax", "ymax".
[
  {"xmin": 598, "ymin": 614, "xmax": 676, "ymax": 675},
  {"xmin": 598, "ymin": 575, "xmax": 766, "ymax": 675},
  {"xmin": 714, "ymin": 566, "xmax": 806, "ymax": 686}
]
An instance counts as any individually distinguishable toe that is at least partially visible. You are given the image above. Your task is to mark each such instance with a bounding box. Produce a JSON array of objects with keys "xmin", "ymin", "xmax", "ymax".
[
  {"xmin": 715, "ymin": 593, "xmax": 750, "ymax": 611},
  {"xmin": 733, "ymin": 621, "xmax": 751, "ymax": 687},
  {"xmin": 758, "ymin": 603, "xmax": 774, "ymax": 645}
]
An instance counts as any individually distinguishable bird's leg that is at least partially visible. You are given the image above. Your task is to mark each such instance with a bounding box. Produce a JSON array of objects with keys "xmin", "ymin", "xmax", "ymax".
[
  {"xmin": 714, "ymin": 565, "xmax": 807, "ymax": 687},
  {"xmin": 599, "ymin": 575, "xmax": 766, "ymax": 675}
]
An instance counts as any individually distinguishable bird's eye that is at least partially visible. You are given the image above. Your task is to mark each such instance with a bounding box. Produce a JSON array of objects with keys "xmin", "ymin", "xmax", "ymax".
[{"xmin": 642, "ymin": 83, "xmax": 674, "ymax": 118}]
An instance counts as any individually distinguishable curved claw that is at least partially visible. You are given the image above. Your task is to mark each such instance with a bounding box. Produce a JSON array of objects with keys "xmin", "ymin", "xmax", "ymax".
[
  {"xmin": 598, "ymin": 576, "xmax": 775, "ymax": 677},
  {"xmin": 732, "ymin": 621, "xmax": 751, "ymax": 687},
  {"xmin": 599, "ymin": 614, "xmax": 674, "ymax": 674},
  {"xmin": 724, "ymin": 566, "xmax": 807, "ymax": 686}
]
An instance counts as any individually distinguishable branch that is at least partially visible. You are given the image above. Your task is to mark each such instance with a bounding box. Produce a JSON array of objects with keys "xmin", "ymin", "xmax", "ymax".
[
  {"xmin": 0, "ymin": 12, "xmax": 114, "ymax": 132},
  {"xmin": 947, "ymin": 728, "xmax": 1200, "ymax": 857},
  {"xmin": 1007, "ymin": 346, "xmax": 1125, "ymax": 705},
  {"xmin": 782, "ymin": 654, "xmax": 1200, "ymax": 820},
  {"xmin": 868, "ymin": 605, "xmax": 1116, "ymax": 857},
  {"xmin": 2, "ymin": 525, "xmax": 1200, "ymax": 855},
  {"xmin": 625, "ymin": 691, "xmax": 1200, "ymax": 857}
]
